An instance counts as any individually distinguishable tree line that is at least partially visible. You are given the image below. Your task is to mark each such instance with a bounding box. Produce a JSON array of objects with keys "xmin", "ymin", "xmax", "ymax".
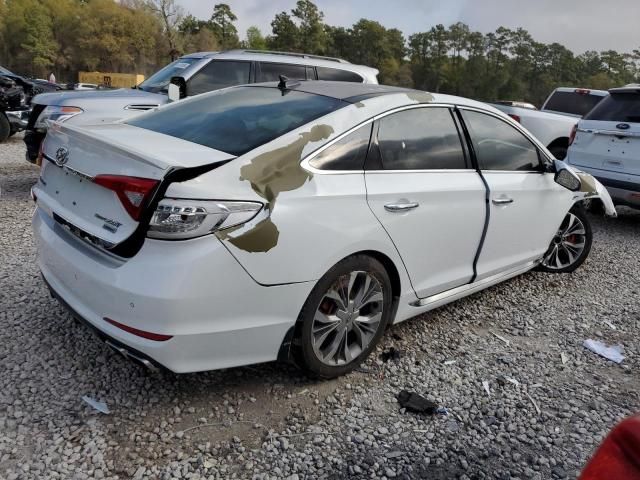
[{"xmin": 1, "ymin": 0, "xmax": 638, "ymax": 105}]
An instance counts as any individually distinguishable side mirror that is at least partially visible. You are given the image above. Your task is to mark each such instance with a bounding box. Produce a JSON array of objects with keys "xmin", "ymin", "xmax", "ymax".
[
  {"xmin": 169, "ymin": 76, "xmax": 187, "ymax": 101},
  {"xmin": 553, "ymin": 160, "xmax": 582, "ymax": 191},
  {"xmin": 167, "ymin": 83, "xmax": 180, "ymax": 102}
]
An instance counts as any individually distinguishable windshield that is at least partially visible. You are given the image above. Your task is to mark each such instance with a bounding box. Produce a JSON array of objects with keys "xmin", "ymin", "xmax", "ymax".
[
  {"xmin": 127, "ymin": 86, "xmax": 345, "ymax": 156},
  {"xmin": 543, "ymin": 91, "xmax": 604, "ymax": 116},
  {"xmin": 584, "ymin": 92, "xmax": 640, "ymax": 123},
  {"xmin": 138, "ymin": 58, "xmax": 200, "ymax": 93},
  {"xmin": 0, "ymin": 66, "xmax": 14, "ymax": 75}
]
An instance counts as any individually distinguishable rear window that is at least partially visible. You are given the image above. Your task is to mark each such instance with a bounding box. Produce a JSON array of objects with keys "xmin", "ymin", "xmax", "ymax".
[
  {"xmin": 543, "ymin": 91, "xmax": 604, "ymax": 116},
  {"xmin": 583, "ymin": 93, "xmax": 640, "ymax": 123},
  {"xmin": 317, "ymin": 67, "xmax": 363, "ymax": 83},
  {"xmin": 127, "ymin": 86, "xmax": 344, "ymax": 156}
]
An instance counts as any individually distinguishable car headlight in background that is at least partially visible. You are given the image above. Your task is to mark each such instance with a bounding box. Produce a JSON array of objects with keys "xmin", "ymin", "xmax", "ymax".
[
  {"xmin": 147, "ymin": 199, "xmax": 263, "ymax": 240},
  {"xmin": 34, "ymin": 105, "xmax": 83, "ymax": 130}
]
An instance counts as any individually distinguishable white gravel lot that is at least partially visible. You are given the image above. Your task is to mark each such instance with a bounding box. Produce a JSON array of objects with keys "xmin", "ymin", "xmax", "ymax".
[{"xmin": 1, "ymin": 134, "xmax": 639, "ymax": 480}]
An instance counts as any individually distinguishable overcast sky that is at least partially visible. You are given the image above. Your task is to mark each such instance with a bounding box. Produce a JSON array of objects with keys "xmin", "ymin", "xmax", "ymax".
[{"xmin": 175, "ymin": 0, "xmax": 638, "ymax": 54}]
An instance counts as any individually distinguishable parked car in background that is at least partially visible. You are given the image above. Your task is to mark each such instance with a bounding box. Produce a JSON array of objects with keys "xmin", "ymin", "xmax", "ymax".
[
  {"xmin": 32, "ymin": 81, "xmax": 615, "ymax": 377},
  {"xmin": 493, "ymin": 87, "xmax": 608, "ymax": 159},
  {"xmin": 0, "ymin": 74, "xmax": 28, "ymax": 142},
  {"xmin": 23, "ymin": 50, "xmax": 379, "ymax": 163},
  {"xmin": 0, "ymin": 65, "xmax": 60, "ymax": 142},
  {"xmin": 494, "ymin": 100, "xmax": 537, "ymax": 110},
  {"xmin": 566, "ymin": 84, "xmax": 640, "ymax": 209}
]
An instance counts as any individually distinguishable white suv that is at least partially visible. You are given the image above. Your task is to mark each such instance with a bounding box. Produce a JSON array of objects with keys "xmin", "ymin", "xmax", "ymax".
[{"xmin": 567, "ymin": 85, "xmax": 640, "ymax": 209}]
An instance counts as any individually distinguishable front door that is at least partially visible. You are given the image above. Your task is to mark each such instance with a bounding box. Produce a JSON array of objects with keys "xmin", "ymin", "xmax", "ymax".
[
  {"xmin": 460, "ymin": 109, "xmax": 573, "ymax": 280},
  {"xmin": 365, "ymin": 106, "xmax": 486, "ymax": 298}
]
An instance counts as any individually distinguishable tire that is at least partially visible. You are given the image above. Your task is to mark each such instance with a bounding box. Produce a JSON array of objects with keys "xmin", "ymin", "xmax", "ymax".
[
  {"xmin": 536, "ymin": 205, "xmax": 592, "ymax": 273},
  {"xmin": 294, "ymin": 255, "xmax": 393, "ymax": 378},
  {"xmin": 0, "ymin": 114, "xmax": 10, "ymax": 143},
  {"xmin": 549, "ymin": 145, "xmax": 568, "ymax": 160}
]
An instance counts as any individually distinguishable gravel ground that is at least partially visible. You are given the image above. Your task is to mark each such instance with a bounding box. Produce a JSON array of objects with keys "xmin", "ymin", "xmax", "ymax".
[{"xmin": 1, "ymin": 134, "xmax": 639, "ymax": 480}]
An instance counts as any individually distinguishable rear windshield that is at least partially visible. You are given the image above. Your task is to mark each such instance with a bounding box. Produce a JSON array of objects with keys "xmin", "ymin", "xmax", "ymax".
[
  {"xmin": 127, "ymin": 86, "xmax": 344, "ymax": 156},
  {"xmin": 543, "ymin": 91, "xmax": 604, "ymax": 116},
  {"xmin": 583, "ymin": 93, "xmax": 640, "ymax": 123}
]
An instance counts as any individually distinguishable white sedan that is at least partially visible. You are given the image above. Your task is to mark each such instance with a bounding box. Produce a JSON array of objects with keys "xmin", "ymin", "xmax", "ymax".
[{"xmin": 32, "ymin": 81, "xmax": 616, "ymax": 378}]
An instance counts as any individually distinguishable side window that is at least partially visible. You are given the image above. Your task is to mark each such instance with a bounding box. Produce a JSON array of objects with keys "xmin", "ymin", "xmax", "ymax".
[
  {"xmin": 316, "ymin": 67, "xmax": 363, "ymax": 83},
  {"xmin": 258, "ymin": 63, "xmax": 307, "ymax": 82},
  {"xmin": 461, "ymin": 110, "xmax": 541, "ymax": 171},
  {"xmin": 308, "ymin": 124, "xmax": 372, "ymax": 170},
  {"xmin": 187, "ymin": 61, "xmax": 250, "ymax": 95},
  {"xmin": 376, "ymin": 108, "xmax": 467, "ymax": 170}
]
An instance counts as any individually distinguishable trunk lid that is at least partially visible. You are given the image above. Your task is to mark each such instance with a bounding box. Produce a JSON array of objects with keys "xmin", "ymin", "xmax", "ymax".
[
  {"xmin": 33, "ymin": 123, "xmax": 234, "ymax": 247},
  {"xmin": 568, "ymin": 90, "xmax": 640, "ymax": 176}
]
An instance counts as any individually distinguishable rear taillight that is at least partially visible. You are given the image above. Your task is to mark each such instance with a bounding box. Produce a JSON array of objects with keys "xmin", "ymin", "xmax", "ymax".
[
  {"xmin": 93, "ymin": 175, "xmax": 159, "ymax": 221},
  {"xmin": 569, "ymin": 124, "xmax": 578, "ymax": 146},
  {"xmin": 148, "ymin": 199, "xmax": 263, "ymax": 240},
  {"xmin": 508, "ymin": 114, "xmax": 521, "ymax": 123},
  {"xmin": 575, "ymin": 88, "xmax": 591, "ymax": 95}
]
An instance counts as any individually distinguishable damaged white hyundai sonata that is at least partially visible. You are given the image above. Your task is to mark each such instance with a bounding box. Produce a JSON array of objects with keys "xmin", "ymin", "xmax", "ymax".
[{"xmin": 32, "ymin": 80, "xmax": 616, "ymax": 378}]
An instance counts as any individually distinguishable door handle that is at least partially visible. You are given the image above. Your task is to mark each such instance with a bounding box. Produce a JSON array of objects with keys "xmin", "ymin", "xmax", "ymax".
[
  {"xmin": 492, "ymin": 196, "xmax": 514, "ymax": 206},
  {"xmin": 384, "ymin": 202, "xmax": 419, "ymax": 212}
]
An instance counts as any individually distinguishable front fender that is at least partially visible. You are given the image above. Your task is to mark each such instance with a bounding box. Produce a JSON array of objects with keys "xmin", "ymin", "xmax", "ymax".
[{"xmin": 572, "ymin": 170, "xmax": 617, "ymax": 217}]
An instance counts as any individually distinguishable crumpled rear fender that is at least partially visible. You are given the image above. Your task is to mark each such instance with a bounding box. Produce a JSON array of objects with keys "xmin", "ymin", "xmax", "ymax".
[{"xmin": 569, "ymin": 167, "xmax": 617, "ymax": 217}]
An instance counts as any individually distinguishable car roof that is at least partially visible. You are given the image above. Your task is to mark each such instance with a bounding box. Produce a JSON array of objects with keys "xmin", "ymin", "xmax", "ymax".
[
  {"xmin": 247, "ymin": 81, "xmax": 502, "ymax": 114},
  {"xmin": 179, "ymin": 49, "xmax": 379, "ymax": 79},
  {"xmin": 610, "ymin": 84, "xmax": 640, "ymax": 94}
]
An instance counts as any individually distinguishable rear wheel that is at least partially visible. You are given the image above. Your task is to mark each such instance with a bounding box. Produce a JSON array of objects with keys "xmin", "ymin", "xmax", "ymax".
[
  {"xmin": 295, "ymin": 255, "xmax": 393, "ymax": 378},
  {"xmin": 0, "ymin": 114, "xmax": 10, "ymax": 143},
  {"xmin": 537, "ymin": 206, "xmax": 592, "ymax": 273}
]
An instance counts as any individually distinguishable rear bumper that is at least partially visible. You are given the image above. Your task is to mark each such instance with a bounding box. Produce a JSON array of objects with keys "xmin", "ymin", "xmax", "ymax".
[
  {"xmin": 33, "ymin": 208, "xmax": 313, "ymax": 373},
  {"xmin": 569, "ymin": 164, "xmax": 640, "ymax": 208}
]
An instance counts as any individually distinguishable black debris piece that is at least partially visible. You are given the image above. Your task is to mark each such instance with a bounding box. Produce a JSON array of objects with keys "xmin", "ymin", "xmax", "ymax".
[
  {"xmin": 380, "ymin": 347, "xmax": 402, "ymax": 363},
  {"xmin": 397, "ymin": 390, "xmax": 438, "ymax": 414}
]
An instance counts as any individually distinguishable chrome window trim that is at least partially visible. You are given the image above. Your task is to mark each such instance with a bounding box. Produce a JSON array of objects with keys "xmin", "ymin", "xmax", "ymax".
[
  {"xmin": 301, "ymin": 103, "xmax": 475, "ymax": 175},
  {"xmin": 456, "ymin": 105, "xmax": 555, "ymax": 167}
]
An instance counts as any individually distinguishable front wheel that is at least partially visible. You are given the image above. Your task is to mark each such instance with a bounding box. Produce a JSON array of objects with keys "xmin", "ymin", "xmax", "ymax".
[
  {"xmin": 537, "ymin": 206, "xmax": 592, "ymax": 273},
  {"xmin": 294, "ymin": 255, "xmax": 393, "ymax": 378}
]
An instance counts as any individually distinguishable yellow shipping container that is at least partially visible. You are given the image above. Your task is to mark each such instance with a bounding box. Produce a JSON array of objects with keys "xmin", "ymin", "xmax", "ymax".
[{"xmin": 78, "ymin": 72, "xmax": 145, "ymax": 88}]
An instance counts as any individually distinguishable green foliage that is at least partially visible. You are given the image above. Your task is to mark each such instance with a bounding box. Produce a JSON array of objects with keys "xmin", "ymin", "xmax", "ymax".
[
  {"xmin": 210, "ymin": 3, "xmax": 239, "ymax": 49},
  {"xmin": 245, "ymin": 27, "xmax": 267, "ymax": 50}
]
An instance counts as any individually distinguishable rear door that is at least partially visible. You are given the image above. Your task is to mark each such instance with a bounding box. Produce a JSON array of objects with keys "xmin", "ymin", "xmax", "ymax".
[
  {"xmin": 459, "ymin": 108, "xmax": 572, "ymax": 279},
  {"xmin": 256, "ymin": 62, "xmax": 309, "ymax": 82},
  {"xmin": 365, "ymin": 106, "xmax": 486, "ymax": 298},
  {"xmin": 569, "ymin": 90, "xmax": 640, "ymax": 176}
]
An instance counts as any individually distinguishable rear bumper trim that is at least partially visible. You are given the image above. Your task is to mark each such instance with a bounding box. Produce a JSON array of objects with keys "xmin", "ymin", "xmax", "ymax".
[{"xmin": 42, "ymin": 273, "xmax": 166, "ymax": 372}]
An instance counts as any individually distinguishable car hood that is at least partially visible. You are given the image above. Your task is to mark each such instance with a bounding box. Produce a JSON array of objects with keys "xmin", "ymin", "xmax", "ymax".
[{"xmin": 32, "ymin": 88, "xmax": 167, "ymax": 107}]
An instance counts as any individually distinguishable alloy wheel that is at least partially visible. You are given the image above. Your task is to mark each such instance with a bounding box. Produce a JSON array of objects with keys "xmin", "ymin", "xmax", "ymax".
[
  {"xmin": 311, "ymin": 270, "xmax": 384, "ymax": 366},
  {"xmin": 541, "ymin": 212, "xmax": 587, "ymax": 270}
]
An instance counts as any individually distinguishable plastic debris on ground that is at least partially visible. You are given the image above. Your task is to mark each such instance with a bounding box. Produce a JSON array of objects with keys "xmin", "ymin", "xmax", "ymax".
[
  {"xmin": 490, "ymin": 331, "xmax": 510, "ymax": 345},
  {"xmin": 397, "ymin": 390, "xmax": 438, "ymax": 414},
  {"xmin": 82, "ymin": 396, "xmax": 110, "ymax": 414},
  {"xmin": 482, "ymin": 380, "xmax": 491, "ymax": 396},
  {"xmin": 380, "ymin": 347, "xmax": 402, "ymax": 363},
  {"xmin": 583, "ymin": 339, "xmax": 625, "ymax": 364},
  {"xmin": 443, "ymin": 359, "xmax": 456, "ymax": 365},
  {"xmin": 561, "ymin": 352, "xmax": 569, "ymax": 365}
]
